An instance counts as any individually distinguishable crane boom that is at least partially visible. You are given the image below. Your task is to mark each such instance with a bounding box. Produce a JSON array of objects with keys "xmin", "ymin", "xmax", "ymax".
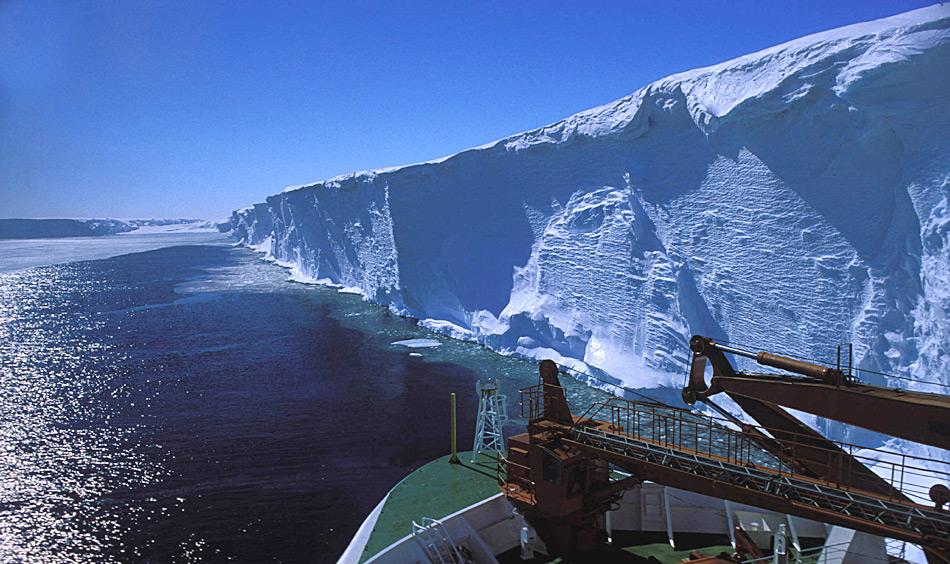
[{"xmin": 684, "ymin": 335, "xmax": 950, "ymax": 450}]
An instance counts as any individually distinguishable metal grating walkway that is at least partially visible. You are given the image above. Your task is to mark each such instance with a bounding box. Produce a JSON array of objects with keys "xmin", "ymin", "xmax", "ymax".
[{"xmin": 568, "ymin": 422, "xmax": 949, "ymax": 549}]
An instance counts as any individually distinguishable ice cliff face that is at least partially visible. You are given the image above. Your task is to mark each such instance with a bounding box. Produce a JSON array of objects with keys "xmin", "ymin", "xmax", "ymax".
[{"xmin": 229, "ymin": 5, "xmax": 950, "ymax": 398}]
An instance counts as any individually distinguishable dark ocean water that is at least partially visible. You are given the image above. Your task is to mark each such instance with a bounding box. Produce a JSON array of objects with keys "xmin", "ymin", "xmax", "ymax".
[{"xmin": 0, "ymin": 242, "xmax": 605, "ymax": 563}]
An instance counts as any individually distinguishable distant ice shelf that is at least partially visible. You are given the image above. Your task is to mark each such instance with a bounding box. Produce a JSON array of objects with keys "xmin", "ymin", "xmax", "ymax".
[
  {"xmin": 225, "ymin": 4, "xmax": 950, "ymax": 437},
  {"xmin": 0, "ymin": 218, "xmax": 217, "ymax": 239}
]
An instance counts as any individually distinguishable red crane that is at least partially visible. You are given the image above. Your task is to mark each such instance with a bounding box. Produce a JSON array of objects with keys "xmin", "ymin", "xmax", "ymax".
[{"xmin": 500, "ymin": 341, "xmax": 950, "ymax": 562}]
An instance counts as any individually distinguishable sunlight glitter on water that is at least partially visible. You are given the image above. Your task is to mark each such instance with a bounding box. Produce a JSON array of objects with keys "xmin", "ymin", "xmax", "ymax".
[
  {"xmin": 0, "ymin": 266, "xmax": 166, "ymax": 562},
  {"xmin": 0, "ymin": 243, "xmax": 611, "ymax": 562}
]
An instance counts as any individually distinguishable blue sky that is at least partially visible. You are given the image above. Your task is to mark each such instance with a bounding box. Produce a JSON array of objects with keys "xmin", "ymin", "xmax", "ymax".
[{"xmin": 0, "ymin": 0, "xmax": 935, "ymax": 220}]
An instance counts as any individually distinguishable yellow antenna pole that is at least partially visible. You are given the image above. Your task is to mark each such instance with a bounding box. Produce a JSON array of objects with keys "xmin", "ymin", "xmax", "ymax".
[{"xmin": 449, "ymin": 392, "xmax": 460, "ymax": 464}]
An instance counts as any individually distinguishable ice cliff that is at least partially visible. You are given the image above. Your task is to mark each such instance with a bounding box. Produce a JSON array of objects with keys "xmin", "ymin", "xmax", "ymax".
[{"xmin": 228, "ymin": 6, "xmax": 950, "ymax": 401}]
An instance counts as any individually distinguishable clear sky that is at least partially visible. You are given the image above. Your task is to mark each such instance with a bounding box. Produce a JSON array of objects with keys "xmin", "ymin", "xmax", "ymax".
[{"xmin": 0, "ymin": 0, "xmax": 936, "ymax": 220}]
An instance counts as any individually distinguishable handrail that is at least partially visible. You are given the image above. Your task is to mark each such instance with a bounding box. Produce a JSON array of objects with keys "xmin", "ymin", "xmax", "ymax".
[
  {"xmin": 496, "ymin": 452, "xmax": 536, "ymax": 504},
  {"xmin": 586, "ymin": 397, "xmax": 950, "ymax": 473},
  {"xmin": 519, "ymin": 384, "xmax": 543, "ymax": 420},
  {"xmin": 571, "ymin": 425, "xmax": 950, "ymax": 548},
  {"xmin": 741, "ymin": 539, "xmax": 885, "ymax": 563},
  {"xmin": 519, "ymin": 382, "xmax": 579, "ymax": 421},
  {"xmin": 578, "ymin": 398, "xmax": 949, "ymax": 505}
]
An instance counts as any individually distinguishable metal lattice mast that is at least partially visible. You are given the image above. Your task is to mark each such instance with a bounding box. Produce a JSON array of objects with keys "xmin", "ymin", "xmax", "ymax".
[{"xmin": 471, "ymin": 379, "xmax": 507, "ymax": 463}]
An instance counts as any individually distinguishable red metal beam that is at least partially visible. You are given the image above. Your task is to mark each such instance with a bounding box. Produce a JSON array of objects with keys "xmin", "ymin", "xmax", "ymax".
[
  {"xmin": 727, "ymin": 395, "xmax": 909, "ymax": 500},
  {"xmin": 564, "ymin": 438, "xmax": 950, "ymax": 556},
  {"xmin": 716, "ymin": 375, "xmax": 950, "ymax": 450}
]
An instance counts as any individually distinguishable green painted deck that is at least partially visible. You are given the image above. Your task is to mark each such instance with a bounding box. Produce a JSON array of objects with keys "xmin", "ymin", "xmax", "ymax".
[
  {"xmin": 621, "ymin": 539, "xmax": 736, "ymax": 563},
  {"xmin": 360, "ymin": 451, "xmax": 501, "ymax": 562},
  {"xmin": 498, "ymin": 532, "xmax": 735, "ymax": 563},
  {"xmin": 359, "ymin": 454, "xmax": 739, "ymax": 563}
]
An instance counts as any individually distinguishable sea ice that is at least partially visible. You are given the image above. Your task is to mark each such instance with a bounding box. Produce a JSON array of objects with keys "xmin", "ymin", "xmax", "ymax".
[{"xmin": 391, "ymin": 339, "xmax": 442, "ymax": 349}]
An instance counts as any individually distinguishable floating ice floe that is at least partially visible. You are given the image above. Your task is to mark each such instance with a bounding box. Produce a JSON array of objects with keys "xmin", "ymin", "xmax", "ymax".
[{"xmin": 391, "ymin": 339, "xmax": 441, "ymax": 348}]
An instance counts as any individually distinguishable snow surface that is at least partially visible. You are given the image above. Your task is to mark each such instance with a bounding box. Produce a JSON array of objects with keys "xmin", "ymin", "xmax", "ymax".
[
  {"xmin": 119, "ymin": 219, "xmax": 220, "ymax": 234},
  {"xmin": 228, "ymin": 5, "xmax": 950, "ymax": 430}
]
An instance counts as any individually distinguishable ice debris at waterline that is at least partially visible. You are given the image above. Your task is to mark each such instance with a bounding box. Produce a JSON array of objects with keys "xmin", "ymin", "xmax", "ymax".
[
  {"xmin": 391, "ymin": 339, "xmax": 442, "ymax": 349},
  {"xmin": 226, "ymin": 5, "xmax": 950, "ymax": 397}
]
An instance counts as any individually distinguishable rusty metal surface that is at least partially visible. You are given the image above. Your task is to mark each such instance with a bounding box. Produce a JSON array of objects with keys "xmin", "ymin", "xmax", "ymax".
[
  {"xmin": 579, "ymin": 397, "xmax": 949, "ymax": 506},
  {"xmin": 505, "ymin": 357, "xmax": 950, "ymax": 559},
  {"xmin": 539, "ymin": 359, "xmax": 574, "ymax": 426},
  {"xmin": 684, "ymin": 336, "xmax": 950, "ymax": 450},
  {"xmin": 718, "ymin": 376, "xmax": 950, "ymax": 450},
  {"xmin": 566, "ymin": 425, "xmax": 949, "ymax": 552},
  {"xmin": 726, "ymin": 395, "xmax": 908, "ymax": 500}
]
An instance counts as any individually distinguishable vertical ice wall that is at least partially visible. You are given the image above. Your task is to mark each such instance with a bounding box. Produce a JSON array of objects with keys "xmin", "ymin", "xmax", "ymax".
[{"xmin": 229, "ymin": 6, "xmax": 950, "ymax": 399}]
